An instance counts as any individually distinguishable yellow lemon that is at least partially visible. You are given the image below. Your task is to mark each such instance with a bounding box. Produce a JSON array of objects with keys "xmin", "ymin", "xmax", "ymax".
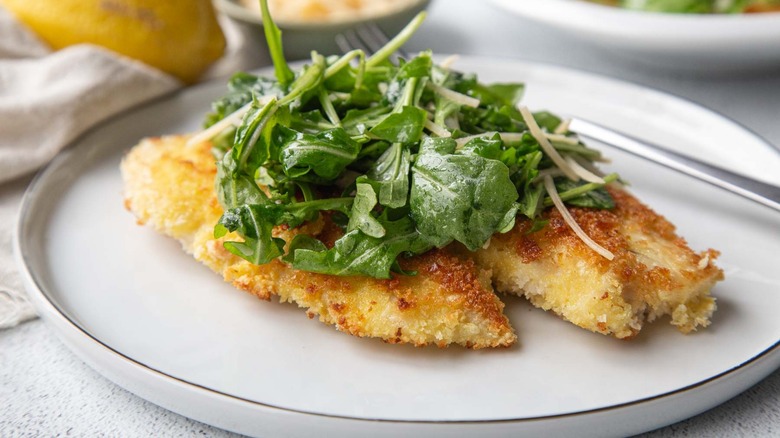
[{"xmin": 0, "ymin": 0, "xmax": 226, "ymax": 83}]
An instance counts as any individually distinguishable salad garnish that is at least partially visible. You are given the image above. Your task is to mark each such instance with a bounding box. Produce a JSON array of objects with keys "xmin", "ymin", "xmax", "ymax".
[{"xmin": 196, "ymin": 0, "xmax": 619, "ymax": 279}]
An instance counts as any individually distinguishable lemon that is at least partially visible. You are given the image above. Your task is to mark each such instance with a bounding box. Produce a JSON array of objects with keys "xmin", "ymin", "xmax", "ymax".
[{"xmin": 0, "ymin": 0, "xmax": 226, "ymax": 83}]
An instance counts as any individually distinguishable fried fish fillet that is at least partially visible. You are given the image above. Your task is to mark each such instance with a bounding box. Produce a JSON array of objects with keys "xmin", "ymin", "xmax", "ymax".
[
  {"xmin": 121, "ymin": 136, "xmax": 516, "ymax": 348},
  {"xmin": 473, "ymin": 188, "xmax": 723, "ymax": 339},
  {"xmin": 121, "ymin": 135, "xmax": 723, "ymax": 346}
]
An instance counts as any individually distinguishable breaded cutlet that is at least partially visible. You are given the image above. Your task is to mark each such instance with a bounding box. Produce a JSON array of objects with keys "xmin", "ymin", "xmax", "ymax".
[
  {"xmin": 121, "ymin": 135, "xmax": 723, "ymax": 346},
  {"xmin": 121, "ymin": 135, "xmax": 517, "ymax": 348},
  {"xmin": 473, "ymin": 187, "xmax": 723, "ymax": 339}
]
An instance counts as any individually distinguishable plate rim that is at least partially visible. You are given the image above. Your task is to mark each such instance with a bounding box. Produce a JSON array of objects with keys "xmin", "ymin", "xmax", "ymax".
[
  {"xmin": 487, "ymin": 0, "xmax": 780, "ymax": 61},
  {"xmin": 214, "ymin": 0, "xmax": 432, "ymax": 30},
  {"xmin": 17, "ymin": 258, "xmax": 780, "ymax": 425},
  {"xmin": 489, "ymin": 0, "xmax": 780, "ymax": 27},
  {"xmin": 14, "ymin": 56, "xmax": 780, "ymax": 432}
]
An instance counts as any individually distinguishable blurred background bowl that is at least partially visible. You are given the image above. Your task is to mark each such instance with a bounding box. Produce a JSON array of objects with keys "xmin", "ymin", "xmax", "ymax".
[
  {"xmin": 489, "ymin": 0, "xmax": 780, "ymax": 74},
  {"xmin": 215, "ymin": 0, "xmax": 431, "ymax": 61}
]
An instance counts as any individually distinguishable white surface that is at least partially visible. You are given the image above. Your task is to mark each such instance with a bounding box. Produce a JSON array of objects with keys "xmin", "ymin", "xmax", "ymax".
[
  {"xmin": 0, "ymin": 6, "xmax": 179, "ymax": 330},
  {"xmin": 4, "ymin": 0, "xmax": 780, "ymax": 435},
  {"xmin": 489, "ymin": 0, "xmax": 780, "ymax": 72}
]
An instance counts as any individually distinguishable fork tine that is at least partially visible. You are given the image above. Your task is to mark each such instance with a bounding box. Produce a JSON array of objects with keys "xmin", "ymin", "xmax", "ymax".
[
  {"xmin": 354, "ymin": 24, "xmax": 386, "ymax": 55},
  {"xmin": 338, "ymin": 21, "xmax": 411, "ymax": 60},
  {"xmin": 363, "ymin": 22, "xmax": 410, "ymax": 59},
  {"xmin": 336, "ymin": 28, "xmax": 372, "ymax": 55}
]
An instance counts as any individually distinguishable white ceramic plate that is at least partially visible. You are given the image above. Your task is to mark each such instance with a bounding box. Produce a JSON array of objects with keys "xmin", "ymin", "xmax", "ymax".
[
  {"xmin": 15, "ymin": 57, "xmax": 780, "ymax": 437},
  {"xmin": 489, "ymin": 0, "xmax": 780, "ymax": 73}
]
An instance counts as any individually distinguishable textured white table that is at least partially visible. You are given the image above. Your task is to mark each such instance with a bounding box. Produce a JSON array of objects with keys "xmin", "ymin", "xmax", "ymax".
[{"xmin": 3, "ymin": 1, "xmax": 780, "ymax": 436}]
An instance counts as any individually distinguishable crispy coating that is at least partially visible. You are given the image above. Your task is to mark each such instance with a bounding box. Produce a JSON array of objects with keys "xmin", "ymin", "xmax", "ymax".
[
  {"xmin": 121, "ymin": 136, "xmax": 516, "ymax": 348},
  {"xmin": 473, "ymin": 187, "xmax": 723, "ymax": 339},
  {"xmin": 121, "ymin": 135, "xmax": 723, "ymax": 346}
]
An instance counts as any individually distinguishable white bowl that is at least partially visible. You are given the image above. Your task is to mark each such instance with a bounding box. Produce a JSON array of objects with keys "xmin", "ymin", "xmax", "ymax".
[
  {"xmin": 215, "ymin": 0, "xmax": 431, "ymax": 60},
  {"xmin": 490, "ymin": 0, "xmax": 780, "ymax": 73}
]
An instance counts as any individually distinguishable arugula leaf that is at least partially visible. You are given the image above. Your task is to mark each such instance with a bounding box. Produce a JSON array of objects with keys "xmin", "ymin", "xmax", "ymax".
[
  {"xmin": 397, "ymin": 53, "xmax": 433, "ymax": 79},
  {"xmin": 363, "ymin": 142, "xmax": 411, "ymax": 208},
  {"xmin": 204, "ymin": 73, "xmax": 284, "ymax": 128},
  {"xmin": 278, "ymin": 53, "xmax": 326, "ymax": 108},
  {"xmin": 512, "ymin": 151, "xmax": 545, "ymax": 219},
  {"xmin": 259, "ymin": 0, "xmax": 294, "ymax": 86},
  {"xmin": 460, "ymin": 134, "xmax": 504, "ymax": 160},
  {"xmin": 233, "ymin": 98, "xmax": 279, "ymax": 170},
  {"xmin": 544, "ymin": 175, "xmax": 618, "ymax": 209},
  {"xmin": 471, "ymin": 83, "xmax": 525, "ymax": 108},
  {"xmin": 410, "ymin": 137, "xmax": 518, "ymax": 250},
  {"xmin": 215, "ymin": 157, "xmax": 268, "ymax": 211},
  {"xmin": 288, "ymin": 109, "xmax": 334, "ymax": 133},
  {"xmin": 215, "ymin": 205, "xmax": 286, "ymax": 265},
  {"xmin": 533, "ymin": 111, "xmax": 562, "ymax": 133},
  {"xmin": 215, "ymin": 98, "xmax": 279, "ymax": 210},
  {"xmin": 347, "ymin": 183, "xmax": 385, "ymax": 238},
  {"xmin": 459, "ymin": 105, "xmax": 526, "ymax": 133},
  {"xmin": 341, "ymin": 106, "xmax": 392, "ymax": 135},
  {"xmin": 273, "ymin": 126, "xmax": 360, "ymax": 181},
  {"xmin": 287, "ymin": 213, "xmax": 432, "ymax": 279},
  {"xmin": 216, "ymin": 197, "xmax": 353, "ymax": 265},
  {"xmin": 562, "ymin": 186, "xmax": 615, "ymax": 209},
  {"xmin": 369, "ymin": 106, "xmax": 427, "ymax": 144},
  {"xmin": 433, "ymin": 95, "xmax": 461, "ymax": 129}
]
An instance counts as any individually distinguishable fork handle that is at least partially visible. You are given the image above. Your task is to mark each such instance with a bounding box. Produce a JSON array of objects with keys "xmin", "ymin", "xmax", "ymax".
[{"xmin": 569, "ymin": 118, "xmax": 780, "ymax": 213}]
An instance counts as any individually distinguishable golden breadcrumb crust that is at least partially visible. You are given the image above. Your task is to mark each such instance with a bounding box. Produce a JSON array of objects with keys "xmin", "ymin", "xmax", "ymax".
[
  {"xmin": 473, "ymin": 187, "xmax": 723, "ymax": 339},
  {"xmin": 121, "ymin": 135, "xmax": 723, "ymax": 346},
  {"xmin": 121, "ymin": 136, "xmax": 516, "ymax": 348}
]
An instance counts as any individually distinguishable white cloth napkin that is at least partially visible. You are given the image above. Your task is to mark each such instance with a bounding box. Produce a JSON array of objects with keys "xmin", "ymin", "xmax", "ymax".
[{"xmin": 0, "ymin": 7, "xmax": 182, "ymax": 329}]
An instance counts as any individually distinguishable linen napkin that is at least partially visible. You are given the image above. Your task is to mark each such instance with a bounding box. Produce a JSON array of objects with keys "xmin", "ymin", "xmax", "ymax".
[{"xmin": 0, "ymin": 7, "xmax": 182, "ymax": 329}]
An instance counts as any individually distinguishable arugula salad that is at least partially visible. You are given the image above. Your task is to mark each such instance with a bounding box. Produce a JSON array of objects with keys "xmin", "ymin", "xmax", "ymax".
[
  {"xmin": 193, "ymin": 0, "xmax": 618, "ymax": 280},
  {"xmin": 589, "ymin": 0, "xmax": 780, "ymax": 13}
]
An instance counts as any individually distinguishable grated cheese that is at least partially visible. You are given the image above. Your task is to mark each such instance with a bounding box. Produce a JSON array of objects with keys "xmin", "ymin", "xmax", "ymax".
[
  {"xmin": 439, "ymin": 54, "xmax": 460, "ymax": 70},
  {"xmin": 498, "ymin": 132, "xmax": 523, "ymax": 143},
  {"xmin": 429, "ymin": 83, "xmax": 480, "ymax": 108},
  {"xmin": 565, "ymin": 156, "xmax": 605, "ymax": 184},
  {"xmin": 519, "ymin": 106, "xmax": 578, "ymax": 181},
  {"xmin": 554, "ymin": 118, "xmax": 571, "ymax": 135},
  {"xmin": 185, "ymin": 95, "xmax": 275, "ymax": 149},
  {"xmin": 543, "ymin": 175, "xmax": 614, "ymax": 260},
  {"xmin": 424, "ymin": 119, "xmax": 451, "ymax": 137},
  {"xmin": 545, "ymin": 133, "xmax": 579, "ymax": 145}
]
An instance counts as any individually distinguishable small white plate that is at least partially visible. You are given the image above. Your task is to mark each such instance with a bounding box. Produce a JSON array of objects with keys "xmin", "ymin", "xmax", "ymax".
[
  {"xmin": 15, "ymin": 57, "xmax": 780, "ymax": 437},
  {"xmin": 490, "ymin": 0, "xmax": 780, "ymax": 73}
]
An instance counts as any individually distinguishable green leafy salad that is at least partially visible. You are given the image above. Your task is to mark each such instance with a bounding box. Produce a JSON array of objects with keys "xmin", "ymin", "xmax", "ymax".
[
  {"xmin": 192, "ymin": 0, "xmax": 618, "ymax": 280},
  {"xmin": 590, "ymin": 0, "xmax": 780, "ymax": 13}
]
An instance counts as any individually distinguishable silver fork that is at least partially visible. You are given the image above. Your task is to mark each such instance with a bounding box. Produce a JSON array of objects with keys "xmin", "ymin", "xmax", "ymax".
[
  {"xmin": 570, "ymin": 118, "xmax": 780, "ymax": 212},
  {"xmin": 335, "ymin": 22, "xmax": 409, "ymax": 60},
  {"xmin": 336, "ymin": 24, "xmax": 780, "ymax": 213}
]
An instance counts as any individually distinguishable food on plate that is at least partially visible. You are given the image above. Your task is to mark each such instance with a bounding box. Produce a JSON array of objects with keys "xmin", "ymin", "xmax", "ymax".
[
  {"xmin": 589, "ymin": 0, "xmax": 780, "ymax": 13},
  {"xmin": 238, "ymin": 0, "xmax": 422, "ymax": 23},
  {"xmin": 121, "ymin": 1, "xmax": 723, "ymax": 347},
  {"xmin": 122, "ymin": 136, "xmax": 516, "ymax": 348},
  {"xmin": 473, "ymin": 188, "xmax": 721, "ymax": 339}
]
